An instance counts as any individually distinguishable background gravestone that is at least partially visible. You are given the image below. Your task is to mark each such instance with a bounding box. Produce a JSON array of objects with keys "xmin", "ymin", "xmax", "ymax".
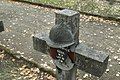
[{"xmin": 0, "ymin": 21, "xmax": 4, "ymax": 32}]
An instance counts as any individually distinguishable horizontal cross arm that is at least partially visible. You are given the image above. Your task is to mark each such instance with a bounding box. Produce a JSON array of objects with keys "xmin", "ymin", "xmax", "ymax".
[
  {"xmin": 75, "ymin": 43, "xmax": 109, "ymax": 62},
  {"xmin": 33, "ymin": 31, "xmax": 49, "ymax": 54},
  {"xmin": 33, "ymin": 32, "xmax": 109, "ymax": 77},
  {"xmin": 75, "ymin": 43, "xmax": 109, "ymax": 77}
]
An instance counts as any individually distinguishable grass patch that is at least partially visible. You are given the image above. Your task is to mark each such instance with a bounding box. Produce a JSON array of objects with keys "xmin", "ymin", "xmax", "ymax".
[{"xmin": 20, "ymin": 0, "xmax": 120, "ymax": 19}]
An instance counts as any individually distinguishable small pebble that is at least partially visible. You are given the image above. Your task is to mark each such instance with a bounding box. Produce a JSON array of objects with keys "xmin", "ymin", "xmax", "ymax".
[
  {"xmin": 119, "ymin": 62, "xmax": 120, "ymax": 65},
  {"xmin": 109, "ymin": 64, "xmax": 113, "ymax": 67},
  {"xmin": 17, "ymin": 51, "xmax": 21, "ymax": 53},
  {"xmin": 106, "ymin": 69, "xmax": 109, "ymax": 72},
  {"xmin": 116, "ymin": 74, "xmax": 119, "ymax": 77},
  {"xmin": 117, "ymin": 58, "xmax": 120, "ymax": 61},
  {"xmin": 41, "ymin": 59, "xmax": 43, "ymax": 61},
  {"xmin": 113, "ymin": 56, "xmax": 118, "ymax": 60},
  {"xmin": 108, "ymin": 59, "xmax": 111, "ymax": 61},
  {"xmin": 83, "ymin": 74, "xmax": 88, "ymax": 78},
  {"xmin": 53, "ymin": 69, "xmax": 56, "ymax": 71}
]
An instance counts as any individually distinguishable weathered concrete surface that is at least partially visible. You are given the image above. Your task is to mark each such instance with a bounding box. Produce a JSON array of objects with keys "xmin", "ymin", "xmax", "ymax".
[
  {"xmin": 33, "ymin": 32, "xmax": 49, "ymax": 54},
  {"xmin": 0, "ymin": 0, "xmax": 120, "ymax": 80},
  {"xmin": 75, "ymin": 43, "xmax": 109, "ymax": 77},
  {"xmin": 33, "ymin": 32, "xmax": 109, "ymax": 77}
]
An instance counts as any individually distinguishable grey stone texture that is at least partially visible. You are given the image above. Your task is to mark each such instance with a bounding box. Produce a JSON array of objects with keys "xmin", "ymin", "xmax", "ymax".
[
  {"xmin": 48, "ymin": 22, "xmax": 74, "ymax": 48},
  {"xmin": 75, "ymin": 43, "xmax": 109, "ymax": 77},
  {"xmin": 33, "ymin": 32, "xmax": 49, "ymax": 54},
  {"xmin": 33, "ymin": 34, "xmax": 109, "ymax": 77},
  {"xmin": 34, "ymin": 9, "xmax": 80, "ymax": 80},
  {"xmin": 33, "ymin": 9, "xmax": 109, "ymax": 78},
  {"xmin": 55, "ymin": 9, "xmax": 80, "ymax": 44},
  {"xmin": 0, "ymin": 21, "xmax": 4, "ymax": 32}
]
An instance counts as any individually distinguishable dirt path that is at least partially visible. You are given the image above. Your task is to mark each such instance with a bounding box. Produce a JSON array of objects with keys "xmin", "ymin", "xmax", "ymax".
[{"xmin": 0, "ymin": 48, "xmax": 55, "ymax": 80}]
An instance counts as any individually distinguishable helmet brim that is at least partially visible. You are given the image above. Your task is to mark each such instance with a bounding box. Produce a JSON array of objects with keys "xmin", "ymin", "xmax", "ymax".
[{"xmin": 44, "ymin": 36, "xmax": 75, "ymax": 48}]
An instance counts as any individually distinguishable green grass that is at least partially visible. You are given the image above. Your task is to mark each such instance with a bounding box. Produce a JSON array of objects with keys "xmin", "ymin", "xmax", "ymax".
[
  {"xmin": 22, "ymin": 0, "xmax": 120, "ymax": 19},
  {"xmin": 24, "ymin": 0, "xmax": 77, "ymax": 8}
]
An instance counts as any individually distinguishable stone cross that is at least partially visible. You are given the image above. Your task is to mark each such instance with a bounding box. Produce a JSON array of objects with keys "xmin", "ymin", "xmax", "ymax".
[
  {"xmin": 0, "ymin": 21, "xmax": 4, "ymax": 32},
  {"xmin": 33, "ymin": 9, "xmax": 109, "ymax": 80}
]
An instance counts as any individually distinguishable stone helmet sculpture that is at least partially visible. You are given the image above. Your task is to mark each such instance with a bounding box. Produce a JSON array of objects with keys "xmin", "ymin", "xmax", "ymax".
[
  {"xmin": 46, "ymin": 22, "xmax": 75, "ymax": 48},
  {"xmin": 45, "ymin": 22, "xmax": 75, "ymax": 70}
]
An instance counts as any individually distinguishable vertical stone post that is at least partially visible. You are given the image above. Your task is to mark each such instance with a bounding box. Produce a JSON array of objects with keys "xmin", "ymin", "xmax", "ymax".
[
  {"xmin": 0, "ymin": 21, "xmax": 4, "ymax": 32},
  {"xmin": 55, "ymin": 9, "xmax": 80, "ymax": 45},
  {"xmin": 54, "ymin": 9, "xmax": 80, "ymax": 80}
]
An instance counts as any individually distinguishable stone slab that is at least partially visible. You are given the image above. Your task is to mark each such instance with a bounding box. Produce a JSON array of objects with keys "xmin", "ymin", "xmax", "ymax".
[
  {"xmin": 75, "ymin": 43, "xmax": 109, "ymax": 77},
  {"xmin": 75, "ymin": 43, "xmax": 109, "ymax": 62}
]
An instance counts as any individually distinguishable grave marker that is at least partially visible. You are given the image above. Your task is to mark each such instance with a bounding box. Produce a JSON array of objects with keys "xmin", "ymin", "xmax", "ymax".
[
  {"xmin": 33, "ymin": 9, "xmax": 109, "ymax": 80},
  {"xmin": 0, "ymin": 21, "xmax": 4, "ymax": 32}
]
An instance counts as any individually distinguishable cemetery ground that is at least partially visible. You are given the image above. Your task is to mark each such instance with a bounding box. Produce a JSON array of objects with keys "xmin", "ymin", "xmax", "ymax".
[
  {"xmin": 0, "ymin": 0, "xmax": 120, "ymax": 80},
  {"xmin": 0, "ymin": 46, "xmax": 55, "ymax": 80},
  {"xmin": 13, "ymin": 0, "xmax": 120, "ymax": 20}
]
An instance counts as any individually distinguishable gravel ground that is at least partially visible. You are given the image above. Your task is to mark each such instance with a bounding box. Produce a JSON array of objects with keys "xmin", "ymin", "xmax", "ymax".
[
  {"xmin": 0, "ymin": 48, "xmax": 55, "ymax": 80},
  {"xmin": 0, "ymin": 0, "xmax": 120, "ymax": 80}
]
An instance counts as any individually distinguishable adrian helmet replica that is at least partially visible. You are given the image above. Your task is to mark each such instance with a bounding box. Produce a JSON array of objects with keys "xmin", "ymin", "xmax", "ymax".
[
  {"xmin": 45, "ymin": 22, "xmax": 75, "ymax": 70},
  {"xmin": 45, "ymin": 22, "xmax": 75, "ymax": 48}
]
